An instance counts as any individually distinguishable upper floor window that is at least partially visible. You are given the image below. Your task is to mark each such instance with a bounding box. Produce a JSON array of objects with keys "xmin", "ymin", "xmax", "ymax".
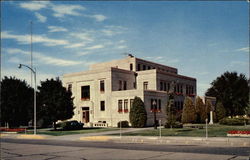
[
  {"xmin": 119, "ymin": 80, "xmax": 122, "ymax": 91},
  {"xmin": 143, "ymin": 65, "xmax": 146, "ymax": 70},
  {"xmin": 148, "ymin": 66, "xmax": 151, "ymax": 70},
  {"xmin": 100, "ymin": 80, "xmax": 105, "ymax": 92},
  {"xmin": 130, "ymin": 63, "xmax": 133, "ymax": 71},
  {"xmin": 137, "ymin": 64, "xmax": 141, "ymax": 71},
  {"xmin": 123, "ymin": 81, "xmax": 127, "ymax": 90},
  {"xmin": 68, "ymin": 84, "xmax": 72, "ymax": 92},
  {"xmin": 100, "ymin": 101, "xmax": 105, "ymax": 111},
  {"xmin": 81, "ymin": 86, "xmax": 90, "ymax": 100},
  {"xmin": 160, "ymin": 82, "xmax": 163, "ymax": 91},
  {"xmin": 143, "ymin": 81, "xmax": 148, "ymax": 90},
  {"xmin": 163, "ymin": 82, "xmax": 167, "ymax": 91}
]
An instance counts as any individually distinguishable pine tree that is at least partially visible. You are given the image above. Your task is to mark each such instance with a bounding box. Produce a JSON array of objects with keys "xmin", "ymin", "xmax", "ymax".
[
  {"xmin": 182, "ymin": 97, "xmax": 196, "ymax": 123},
  {"xmin": 215, "ymin": 101, "xmax": 226, "ymax": 121},
  {"xmin": 165, "ymin": 94, "xmax": 177, "ymax": 128},
  {"xmin": 195, "ymin": 97, "xmax": 206, "ymax": 123},
  {"xmin": 129, "ymin": 96, "xmax": 147, "ymax": 128}
]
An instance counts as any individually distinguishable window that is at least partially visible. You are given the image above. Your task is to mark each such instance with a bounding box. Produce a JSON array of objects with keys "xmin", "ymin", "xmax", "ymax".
[
  {"xmin": 118, "ymin": 100, "xmax": 123, "ymax": 112},
  {"xmin": 164, "ymin": 82, "xmax": 167, "ymax": 91},
  {"xmin": 130, "ymin": 63, "xmax": 133, "ymax": 71},
  {"xmin": 119, "ymin": 80, "xmax": 122, "ymax": 90},
  {"xmin": 191, "ymin": 86, "xmax": 194, "ymax": 94},
  {"xmin": 143, "ymin": 82, "xmax": 148, "ymax": 90},
  {"xmin": 100, "ymin": 101, "xmax": 105, "ymax": 111},
  {"xmin": 158, "ymin": 99, "xmax": 161, "ymax": 110},
  {"xmin": 186, "ymin": 85, "xmax": 189, "ymax": 94},
  {"xmin": 160, "ymin": 82, "xmax": 163, "ymax": 91},
  {"xmin": 130, "ymin": 99, "xmax": 134, "ymax": 108},
  {"xmin": 133, "ymin": 82, "xmax": 136, "ymax": 89},
  {"xmin": 143, "ymin": 65, "xmax": 146, "ymax": 70},
  {"xmin": 177, "ymin": 84, "xmax": 180, "ymax": 92},
  {"xmin": 151, "ymin": 99, "xmax": 157, "ymax": 111},
  {"xmin": 124, "ymin": 99, "xmax": 128, "ymax": 113},
  {"xmin": 123, "ymin": 81, "xmax": 127, "ymax": 90},
  {"xmin": 68, "ymin": 84, "xmax": 72, "ymax": 92},
  {"xmin": 148, "ymin": 66, "xmax": 151, "ymax": 70},
  {"xmin": 100, "ymin": 80, "xmax": 105, "ymax": 92},
  {"xmin": 81, "ymin": 86, "xmax": 90, "ymax": 100},
  {"xmin": 137, "ymin": 64, "xmax": 141, "ymax": 71},
  {"xmin": 167, "ymin": 83, "xmax": 170, "ymax": 91},
  {"xmin": 180, "ymin": 85, "xmax": 183, "ymax": 93},
  {"xmin": 180, "ymin": 101, "xmax": 183, "ymax": 110}
]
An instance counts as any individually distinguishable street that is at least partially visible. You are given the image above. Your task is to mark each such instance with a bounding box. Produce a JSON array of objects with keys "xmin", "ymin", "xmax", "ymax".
[{"xmin": 1, "ymin": 138, "xmax": 249, "ymax": 160}]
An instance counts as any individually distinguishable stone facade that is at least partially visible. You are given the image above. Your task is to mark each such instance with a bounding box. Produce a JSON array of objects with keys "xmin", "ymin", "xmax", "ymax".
[{"xmin": 62, "ymin": 55, "xmax": 196, "ymax": 127}]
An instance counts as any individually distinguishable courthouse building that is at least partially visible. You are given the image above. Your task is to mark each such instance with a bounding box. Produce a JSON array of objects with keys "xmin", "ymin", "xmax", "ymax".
[{"xmin": 63, "ymin": 55, "xmax": 196, "ymax": 127}]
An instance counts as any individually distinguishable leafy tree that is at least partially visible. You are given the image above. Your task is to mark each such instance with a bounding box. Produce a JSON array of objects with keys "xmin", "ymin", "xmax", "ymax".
[
  {"xmin": 182, "ymin": 97, "xmax": 196, "ymax": 123},
  {"xmin": 205, "ymin": 100, "xmax": 213, "ymax": 122},
  {"xmin": 129, "ymin": 96, "xmax": 147, "ymax": 127},
  {"xmin": 165, "ymin": 94, "xmax": 177, "ymax": 128},
  {"xmin": 215, "ymin": 101, "xmax": 226, "ymax": 121},
  {"xmin": 37, "ymin": 78, "xmax": 74, "ymax": 130},
  {"xmin": 206, "ymin": 72, "xmax": 249, "ymax": 116},
  {"xmin": 195, "ymin": 97, "xmax": 206, "ymax": 123},
  {"xmin": 1, "ymin": 76, "xmax": 33, "ymax": 127}
]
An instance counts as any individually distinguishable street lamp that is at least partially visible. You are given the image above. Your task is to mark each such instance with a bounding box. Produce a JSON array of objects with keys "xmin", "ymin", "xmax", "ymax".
[
  {"xmin": 152, "ymin": 100, "xmax": 157, "ymax": 129},
  {"xmin": 18, "ymin": 64, "xmax": 37, "ymax": 135}
]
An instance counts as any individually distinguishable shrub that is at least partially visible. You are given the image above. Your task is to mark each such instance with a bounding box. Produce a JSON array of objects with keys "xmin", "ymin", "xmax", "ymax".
[
  {"xmin": 129, "ymin": 96, "xmax": 147, "ymax": 128},
  {"xmin": 219, "ymin": 117, "xmax": 246, "ymax": 125},
  {"xmin": 117, "ymin": 121, "xmax": 129, "ymax": 128},
  {"xmin": 164, "ymin": 121, "xmax": 183, "ymax": 128},
  {"xmin": 216, "ymin": 101, "xmax": 226, "ymax": 121}
]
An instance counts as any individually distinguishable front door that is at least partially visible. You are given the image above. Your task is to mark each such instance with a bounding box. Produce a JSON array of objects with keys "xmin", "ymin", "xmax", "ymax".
[{"xmin": 82, "ymin": 107, "xmax": 89, "ymax": 123}]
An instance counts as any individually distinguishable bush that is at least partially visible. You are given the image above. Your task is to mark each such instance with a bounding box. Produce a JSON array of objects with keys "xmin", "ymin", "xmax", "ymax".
[
  {"xmin": 117, "ymin": 121, "xmax": 129, "ymax": 128},
  {"xmin": 57, "ymin": 120, "xmax": 83, "ymax": 130},
  {"xmin": 219, "ymin": 117, "xmax": 246, "ymax": 125},
  {"xmin": 164, "ymin": 121, "xmax": 183, "ymax": 128}
]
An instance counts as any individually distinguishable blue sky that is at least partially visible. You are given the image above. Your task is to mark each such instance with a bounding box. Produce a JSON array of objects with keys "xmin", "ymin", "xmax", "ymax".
[{"xmin": 1, "ymin": 1, "xmax": 249, "ymax": 96}]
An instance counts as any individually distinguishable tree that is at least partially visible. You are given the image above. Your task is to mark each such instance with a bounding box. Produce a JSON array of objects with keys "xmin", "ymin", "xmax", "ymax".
[
  {"xmin": 205, "ymin": 100, "xmax": 213, "ymax": 122},
  {"xmin": 37, "ymin": 78, "xmax": 74, "ymax": 130},
  {"xmin": 195, "ymin": 97, "xmax": 206, "ymax": 123},
  {"xmin": 165, "ymin": 94, "xmax": 177, "ymax": 128},
  {"xmin": 206, "ymin": 72, "xmax": 249, "ymax": 116},
  {"xmin": 1, "ymin": 76, "xmax": 33, "ymax": 127},
  {"xmin": 182, "ymin": 97, "xmax": 196, "ymax": 123},
  {"xmin": 215, "ymin": 101, "xmax": 226, "ymax": 121},
  {"xmin": 129, "ymin": 96, "xmax": 147, "ymax": 127}
]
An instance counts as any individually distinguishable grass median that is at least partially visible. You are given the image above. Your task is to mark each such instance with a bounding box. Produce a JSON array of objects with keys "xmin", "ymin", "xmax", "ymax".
[
  {"xmin": 114, "ymin": 125, "xmax": 250, "ymax": 137},
  {"xmin": 25, "ymin": 128, "xmax": 118, "ymax": 136}
]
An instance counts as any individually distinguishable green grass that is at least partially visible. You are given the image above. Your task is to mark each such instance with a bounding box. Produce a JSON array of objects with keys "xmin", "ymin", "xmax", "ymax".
[
  {"xmin": 117, "ymin": 125, "xmax": 250, "ymax": 137},
  {"xmin": 25, "ymin": 128, "xmax": 118, "ymax": 136}
]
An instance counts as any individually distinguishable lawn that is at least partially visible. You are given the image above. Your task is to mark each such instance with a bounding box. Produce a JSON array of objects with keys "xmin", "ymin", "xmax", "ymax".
[
  {"xmin": 25, "ymin": 128, "xmax": 118, "ymax": 136},
  {"xmin": 118, "ymin": 125, "xmax": 250, "ymax": 137}
]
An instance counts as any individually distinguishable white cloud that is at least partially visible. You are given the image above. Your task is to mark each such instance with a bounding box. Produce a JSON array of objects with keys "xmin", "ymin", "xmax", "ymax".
[
  {"xmin": 117, "ymin": 45, "xmax": 127, "ymax": 49},
  {"xmin": 85, "ymin": 44, "xmax": 104, "ymax": 50},
  {"xmin": 19, "ymin": 1, "xmax": 50, "ymax": 11},
  {"xmin": 2, "ymin": 31, "xmax": 69, "ymax": 46},
  {"xmin": 4, "ymin": 48, "xmax": 83, "ymax": 67},
  {"xmin": 48, "ymin": 26, "xmax": 68, "ymax": 32},
  {"xmin": 35, "ymin": 12, "xmax": 47, "ymax": 23},
  {"xmin": 236, "ymin": 47, "xmax": 249, "ymax": 53},
  {"xmin": 64, "ymin": 43, "xmax": 86, "ymax": 49},
  {"xmin": 51, "ymin": 4, "xmax": 85, "ymax": 17},
  {"xmin": 69, "ymin": 32, "xmax": 94, "ymax": 42},
  {"xmin": 91, "ymin": 14, "xmax": 107, "ymax": 22},
  {"xmin": 76, "ymin": 52, "xmax": 91, "ymax": 56},
  {"xmin": 8, "ymin": 57, "xmax": 22, "ymax": 64}
]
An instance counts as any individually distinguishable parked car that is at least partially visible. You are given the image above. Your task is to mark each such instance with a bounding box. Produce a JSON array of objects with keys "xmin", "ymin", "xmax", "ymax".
[{"xmin": 57, "ymin": 120, "xmax": 84, "ymax": 130}]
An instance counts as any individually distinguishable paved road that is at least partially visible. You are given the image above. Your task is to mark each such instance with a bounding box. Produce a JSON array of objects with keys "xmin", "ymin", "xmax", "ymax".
[{"xmin": 1, "ymin": 138, "xmax": 250, "ymax": 160}]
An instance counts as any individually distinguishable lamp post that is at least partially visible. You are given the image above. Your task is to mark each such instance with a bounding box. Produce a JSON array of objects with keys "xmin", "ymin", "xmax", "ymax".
[
  {"xmin": 18, "ymin": 64, "xmax": 36, "ymax": 135},
  {"xmin": 152, "ymin": 100, "xmax": 157, "ymax": 129}
]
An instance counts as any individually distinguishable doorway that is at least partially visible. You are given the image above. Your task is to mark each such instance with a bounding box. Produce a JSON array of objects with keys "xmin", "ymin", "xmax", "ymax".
[{"xmin": 82, "ymin": 107, "xmax": 89, "ymax": 123}]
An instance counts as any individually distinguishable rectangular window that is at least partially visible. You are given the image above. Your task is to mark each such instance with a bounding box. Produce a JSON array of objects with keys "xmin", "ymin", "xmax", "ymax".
[
  {"xmin": 100, "ymin": 101, "xmax": 105, "ymax": 111},
  {"xmin": 81, "ymin": 86, "xmax": 90, "ymax": 100},
  {"xmin": 143, "ymin": 82, "xmax": 148, "ymax": 90},
  {"xmin": 180, "ymin": 85, "xmax": 183, "ymax": 93},
  {"xmin": 151, "ymin": 99, "xmax": 157, "ymax": 111},
  {"xmin": 68, "ymin": 84, "xmax": 72, "ymax": 92},
  {"xmin": 119, "ymin": 80, "xmax": 122, "ymax": 90},
  {"xmin": 143, "ymin": 65, "xmax": 146, "ymax": 70},
  {"xmin": 177, "ymin": 84, "xmax": 180, "ymax": 92},
  {"xmin": 100, "ymin": 80, "xmax": 105, "ymax": 92},
  {"xmin": 191, "ymin": 86, "xmax": 194, "ymax": 94},
  {"xmin": 186, "ymin": 85, "xmax": 189, "ymax": 94},
  {"xmin": 137, "ymin": 64, "xmax": 141, "ymax": 71},
  {"xmin": 167, "ymin": 83, "xmax": 170, "ymax": 91},
  {"xmin": 164, "ymin": 82, "xmax": 167, "ymax": 91},
  {"xmin": 130, "ymin": 99, "xmax": 134, "ymax": 109},
  {"xmin": 130, "ymin": 63, "xmax": 133, "ymax": 71},
  {"xmin": 180, "ymin": 101, "xmax": 183, "ymax": 110},
  {"xmin": 118, "ymin": 100, "xmax": 123, "ymax": 112},
  {"xmin": 124, "ymin": 99, "xmax": 128, "ymax": 113},
  {"xmin": 160, "ymin": 82, "xmax": 163, "ymax": 91},
  {"xmin": 158, "ymin": 99, "xmax": 161, "ymax": 110},
  {"xmin": 148, "ymin": 66, "xmax": 151, "ymax": 70},
  {"xmin": 123, "ymin": 81, "xmax": 127, "ymax": 90}
]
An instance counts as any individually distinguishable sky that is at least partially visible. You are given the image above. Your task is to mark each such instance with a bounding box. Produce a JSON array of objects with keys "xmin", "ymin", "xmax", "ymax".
[{"xmin": 1, "ymin": 1, "xmax": 249, "ymax": 96}]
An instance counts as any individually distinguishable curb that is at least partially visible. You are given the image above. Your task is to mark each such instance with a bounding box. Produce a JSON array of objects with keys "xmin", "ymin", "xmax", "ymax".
[{"xmin": 17, "ymin": 134, "xmax": 46, "ymax": 139}]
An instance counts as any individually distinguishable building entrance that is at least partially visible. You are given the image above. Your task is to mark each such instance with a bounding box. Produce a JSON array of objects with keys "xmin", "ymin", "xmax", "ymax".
[{"xmin": 82, "ymin": 107, "xmax": 89, "ymax": 123}]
